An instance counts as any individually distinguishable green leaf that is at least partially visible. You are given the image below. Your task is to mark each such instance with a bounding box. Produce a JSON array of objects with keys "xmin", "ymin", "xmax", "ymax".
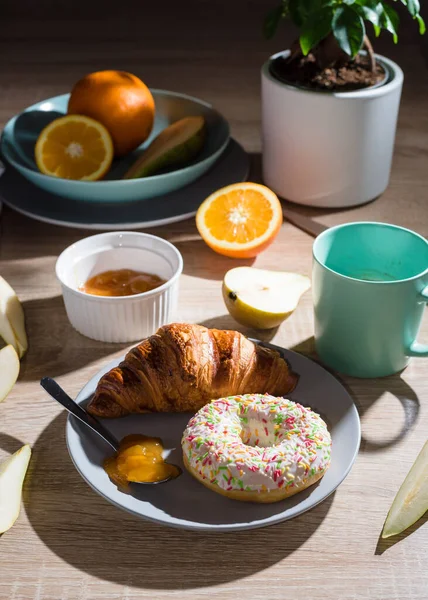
[
  {"xmin": 401, "ymin": 0, "xmax": 426, "ymax": 35},
  {"xmin": 382, "ymin": 4, "xmax": 400, "ymax": 43},
  {"xmin": 299, "ymin": 8, "xmax": 334, "ymax": 55},
  {"xmin": 332, "ymin": 5, "xmax": 365, "ymax": 57},
  {"xmin": 416, "ymin": 14, "xmax": 426, "ymax": 34},
  {"xmin": 288, "ymin": 0, "xmax": 307, "ymax": 27},
  {"xmin": 264, "ymin": 4, "xmax": 286, "ymax": 39},
  {"xmin": 343, "ymin": 0, "xmax": 356, "ymax": 4},
  {"xmin": 362, "ymin": 0, "xmax": 384, "ymax": 5},
  {"xmin": 289, "ymin": 0, "xmax": 323, "ymax": 27},
  {"xmin": 406, "ymin": 0, "xmax": 420, "ymax": 17},
  {"xmin": 354, "ymin": 1, "xmax": 383, "ymax": 27}
]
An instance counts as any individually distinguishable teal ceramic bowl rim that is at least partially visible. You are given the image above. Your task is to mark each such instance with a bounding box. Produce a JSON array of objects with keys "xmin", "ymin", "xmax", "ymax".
[
  {"xmin": 313, "ymin": 221, "xmax": 428, "ymax": 284},
  {"xmin": 1, "ymin": 90, "xmax": 230, "ymax": 186}
]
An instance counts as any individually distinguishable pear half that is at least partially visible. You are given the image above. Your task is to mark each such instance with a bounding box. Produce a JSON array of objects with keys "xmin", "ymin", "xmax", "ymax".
[
  {"xmin": 0, "ymin": 444, "xmax": 31, "ymax": 534},
  {"xmin": 0, "ymin": 345, "xmax": 20, "ymax": 402},
  {"xmin": 223, "ymin": 267, "xmax": 311, "ymax": 330},
  {"xmin": 0, "ymin": 276, "xmax": 28, "ymax": 358},
  {"xmin": 382, "ymin": 440, "xmax": 428, "ymax": 538},
  {"xmin": 124, "ymin": 116, "xmax": 206, "ymax": 179}
]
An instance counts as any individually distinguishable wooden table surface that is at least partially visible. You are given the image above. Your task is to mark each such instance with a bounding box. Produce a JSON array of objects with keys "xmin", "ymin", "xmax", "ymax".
[{"xmin": 0, "ymin": 3, "xmax": 427, "ymax": 599}]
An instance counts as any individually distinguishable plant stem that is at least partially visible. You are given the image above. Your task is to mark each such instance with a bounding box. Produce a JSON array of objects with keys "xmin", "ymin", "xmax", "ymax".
[
  {"xmin": 288, "ymin": 39, "xmax": 302, "ymax": 61},
  {"xmin": 363, "ymin": 35, "xmax": 376, "ymax": 72}
]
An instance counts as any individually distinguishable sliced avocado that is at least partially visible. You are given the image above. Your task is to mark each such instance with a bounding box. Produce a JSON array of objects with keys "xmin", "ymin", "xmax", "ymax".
[{"xmin": 124, "ymin": 116, "xmax": 206, "ymax": 179}]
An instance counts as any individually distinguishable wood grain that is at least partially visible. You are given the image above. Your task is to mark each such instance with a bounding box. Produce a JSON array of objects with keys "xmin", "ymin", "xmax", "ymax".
[{"xmin": 0, "ymin": 3, "xmax": 427, "ymax": 599}]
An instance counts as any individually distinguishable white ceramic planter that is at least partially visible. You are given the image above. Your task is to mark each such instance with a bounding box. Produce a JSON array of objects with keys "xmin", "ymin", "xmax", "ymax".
[{"xmin": 261, "ymin": 51, "xmax": 404, "ymax": 208}]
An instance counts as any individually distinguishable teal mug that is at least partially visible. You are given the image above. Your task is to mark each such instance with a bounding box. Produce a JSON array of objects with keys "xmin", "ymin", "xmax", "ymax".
[{"xmin": 312, "ymin": 222, "xmax": 428, "ymax": 378}]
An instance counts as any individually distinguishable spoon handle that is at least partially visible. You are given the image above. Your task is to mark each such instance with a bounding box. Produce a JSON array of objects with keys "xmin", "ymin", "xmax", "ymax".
[{"xmin": 40, "ymin": 377, "xmax": 119, "ymax": 452}]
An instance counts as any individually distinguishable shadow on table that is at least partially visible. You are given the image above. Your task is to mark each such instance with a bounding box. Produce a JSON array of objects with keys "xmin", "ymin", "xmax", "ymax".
[
  {"xmin": 289, "ymin": 337, "xmax": 420, "ymax": 453},
  {"xmin": 0, "ymin": 208, "xmax": 99, "ymax": 260},
  {"xmin": 0, "ymin": 432, "xmax": 26, "ymax": 454},
  {"xmin": 1, "ymin": 206, "xmax": 253, "ymax": 281},
  {"xmin": 25, "ymin": 411, "xmax": 334, "ymax": 590},
  {"xmin": 375, "ymin": 512, "xmax": 428, "ymax": 555},
  {"xmin": 199, "ymin": 314, "xmax": 279, "ymax": 342},
  {"xmin": 355, "ymin": 374, "xmax": 420, "ymax": 453},
  {"xmin": 174, "ymin": 236, "xmax": 255, "ymax": 281},
  {"xmin": 19, "ymin": 295, "xmax": 128, "ymax": 381}
]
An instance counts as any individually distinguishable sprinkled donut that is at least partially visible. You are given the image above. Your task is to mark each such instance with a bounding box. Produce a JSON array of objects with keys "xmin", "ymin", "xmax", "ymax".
[{"xmin": 182, "ymin": 393, "xmax": 332, "ymax": 503}]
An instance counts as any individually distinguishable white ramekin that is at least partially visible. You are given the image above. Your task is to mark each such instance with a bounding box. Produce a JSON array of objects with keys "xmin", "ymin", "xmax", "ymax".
[{"xmin": 56, "ymin": 231, "xmax": 183, "ymax": 343}]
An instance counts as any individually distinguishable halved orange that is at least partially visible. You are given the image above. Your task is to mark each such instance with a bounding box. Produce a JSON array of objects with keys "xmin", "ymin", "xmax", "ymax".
[
  {"xmin": 196, "ymin": 183, "xmax": 283, "ymax": 258},
  {"xmin": 35, "ymin": 114, "xmax": 114, "ymax": 181}
]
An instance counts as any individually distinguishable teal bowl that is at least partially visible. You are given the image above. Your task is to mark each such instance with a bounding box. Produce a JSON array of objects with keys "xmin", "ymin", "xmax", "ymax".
[{"xmin": 0, "ymin": 90, "xmax": 230, "ymax": 203}]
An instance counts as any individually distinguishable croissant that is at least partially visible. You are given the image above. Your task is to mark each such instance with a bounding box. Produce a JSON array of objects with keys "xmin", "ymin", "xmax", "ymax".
[{"xmin": 87, "ymin": 323, "xmax": 298, "ymax": 417}]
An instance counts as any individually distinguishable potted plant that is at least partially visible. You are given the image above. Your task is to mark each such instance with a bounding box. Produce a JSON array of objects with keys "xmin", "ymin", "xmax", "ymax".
[{"xmin": 262, "ymin": 1, "xmax": 425, "ymax": 208}]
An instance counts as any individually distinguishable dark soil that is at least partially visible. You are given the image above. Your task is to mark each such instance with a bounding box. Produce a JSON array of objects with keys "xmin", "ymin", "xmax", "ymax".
[{"xmin": 270, "ymin": 53, "xmax": 386, "ymax": 92}]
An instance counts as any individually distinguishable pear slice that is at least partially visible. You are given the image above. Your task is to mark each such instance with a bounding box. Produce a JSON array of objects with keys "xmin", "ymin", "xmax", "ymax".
[
  {"xmin": 0, "ymin": 345, "xmax": 20, "ymax": 402},
  {"xmin": 0, "ymin": 276, "xmax": 28, "ymax": 358},
  {"xmin": 124, "ymin": 116, "xmax": 206, "ymax": 179},
  {"xmin": 223, "ymin": 267, "xmax": 311, "ymax": 330},
  {"xmin": 382, "ymin": 441, "xmax": 428, "ymax": 538},
  {"xmin": 0, "ymin": 444, "xmax": 31, "ymax": 534}
]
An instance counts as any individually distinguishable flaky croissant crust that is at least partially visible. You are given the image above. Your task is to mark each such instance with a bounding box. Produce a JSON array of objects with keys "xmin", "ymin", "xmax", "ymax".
[{"xmin": 87, "ymin": 323, "xmax": 298, "ymax": 417}]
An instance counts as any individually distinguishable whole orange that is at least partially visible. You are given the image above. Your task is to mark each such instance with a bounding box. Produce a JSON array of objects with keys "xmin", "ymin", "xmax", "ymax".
[{"xmin": 68, "ymin": 70, "xmax": 155, "ymax": 157}]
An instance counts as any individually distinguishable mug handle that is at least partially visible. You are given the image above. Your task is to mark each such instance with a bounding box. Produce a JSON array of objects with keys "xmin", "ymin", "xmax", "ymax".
[{"xmin": 408, "ymin": 286, "xmax": 428, "ymax": 357}]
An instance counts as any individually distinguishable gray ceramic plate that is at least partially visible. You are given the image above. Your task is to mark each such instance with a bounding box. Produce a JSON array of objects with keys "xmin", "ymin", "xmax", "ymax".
[
  {"xmin": 0, "ymin": 139, "xmax": 248, "ymax": 229},
  {"xmin": 1, "ymin": 90, "xmax": 230, "ymax": 202},
  {"xmin": 66, "ymin": 342, "xmax": 360, "ymax": 531}
]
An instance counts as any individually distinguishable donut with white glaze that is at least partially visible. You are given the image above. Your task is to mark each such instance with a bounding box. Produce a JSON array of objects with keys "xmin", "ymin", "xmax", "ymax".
[{"xmin": 182, "ymin": 393, "xmax": 332, "ymax": 503}]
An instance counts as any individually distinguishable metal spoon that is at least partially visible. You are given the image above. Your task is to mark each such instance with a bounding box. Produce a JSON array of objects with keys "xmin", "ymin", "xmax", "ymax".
[{"xmin": 40, "ymin": 377, "xmax": 181, "ymax": 484}]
